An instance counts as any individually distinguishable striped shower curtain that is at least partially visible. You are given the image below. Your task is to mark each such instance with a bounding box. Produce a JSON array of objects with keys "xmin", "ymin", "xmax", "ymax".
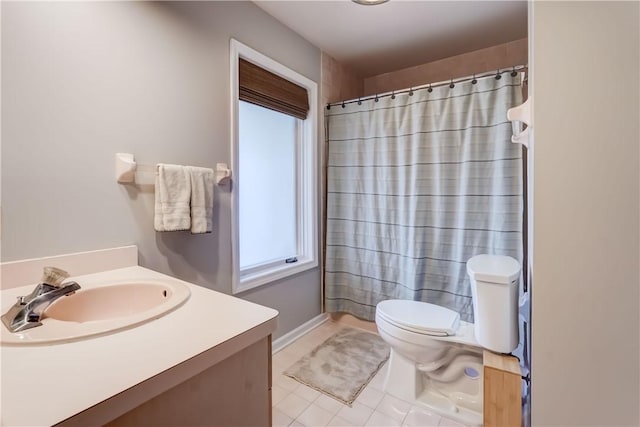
[{"xmin": 324, "ymin": 74, "xmax": 523, "ymax": 322}]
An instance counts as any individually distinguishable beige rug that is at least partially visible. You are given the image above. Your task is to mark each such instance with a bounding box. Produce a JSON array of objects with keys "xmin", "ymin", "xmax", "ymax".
[{"xmin": 284, "ymin": 327, "xmax": 390, "ymax": 406}]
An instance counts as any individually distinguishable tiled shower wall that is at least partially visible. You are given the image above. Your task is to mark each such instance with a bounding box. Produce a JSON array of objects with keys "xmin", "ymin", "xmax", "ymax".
[{"xmin": 363, "ymin": 38, "xmax": 528, "ymax": 96}]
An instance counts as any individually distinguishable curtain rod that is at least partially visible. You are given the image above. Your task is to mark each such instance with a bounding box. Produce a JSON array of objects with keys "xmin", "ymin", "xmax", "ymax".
[{"xmin": 326, "ymin": 65, "xmax": 528, "ymax": 109}]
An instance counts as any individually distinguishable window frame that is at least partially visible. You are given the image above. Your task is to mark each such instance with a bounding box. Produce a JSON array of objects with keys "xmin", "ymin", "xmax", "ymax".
[{"xmin": 230, "ymin": 39, "xmax": 318, "ymax": 295}]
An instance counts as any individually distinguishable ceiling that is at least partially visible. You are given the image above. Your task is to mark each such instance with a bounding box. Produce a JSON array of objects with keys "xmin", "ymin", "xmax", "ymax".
[{"xmin": 253, "ymin": 0, "xmax": 528, "ymax": 78}]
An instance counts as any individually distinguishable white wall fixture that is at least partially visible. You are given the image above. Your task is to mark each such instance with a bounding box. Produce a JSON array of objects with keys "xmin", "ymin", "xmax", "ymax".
[
  {"xmin": 115, "ymin": 153, "xmax": 155, "ymax": 185},
  {"xmin": 115, "ymin": 152, "xmax": 137, "ymax": 183},
  {"xmin": 215, "ymin": 163, "xmax": 232, "ymax": 185},
  {"xmin": 507, "ymin": 97, "xmax": 531, "ymax": 148}
]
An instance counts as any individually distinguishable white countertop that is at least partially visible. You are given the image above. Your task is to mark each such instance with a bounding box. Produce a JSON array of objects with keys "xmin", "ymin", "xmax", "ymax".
[{"xmin": 0, "ymin": 266, "xmax": 279, "ymax": 427}]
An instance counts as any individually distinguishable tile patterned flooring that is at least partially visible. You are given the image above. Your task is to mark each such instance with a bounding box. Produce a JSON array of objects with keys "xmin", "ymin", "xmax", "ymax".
[{"xmin": 272, "ymin": 320, "xmax": 467, "ymax": 427}]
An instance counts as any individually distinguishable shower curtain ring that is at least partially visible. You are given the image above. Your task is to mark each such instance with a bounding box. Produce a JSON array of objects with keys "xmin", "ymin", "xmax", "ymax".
[
  {"xmin": 511, "ymin": 66, "xmax": 518, "ymax": 77},
  {"xmin": 326, "ymin": 104, "xmax": 331, "ymax": 110},
  {"xmin": 391, "ymin": 91, "xmax": 395, "ymax": 100},
  {"xmin": 341, "ymin": 101, "xmax": 345, "ymax": 108},
  {"xmin": 427, "ymin": 84, "xmax": 433, "ymax": 93},
  {"xmin": 357, "ymin": 97, "xmax": 362, "ymax": 105},
  {"xmin": 495, "ymin": 69, "xmax": 502, "ymax": 80},
  {"xmin": 408, "ymin": 88, "xmax": 413, "ymax": 96},
  {"xmin": 449, "ymin": 79, "xmax": 455, "ymax": 89},
  {"xmin": 471, "ymin": 74, "xmax": 477, "ymax": 85},
  {"xmin": 375, "ymin": 94, "xmax": 379, "ymax": 102}
]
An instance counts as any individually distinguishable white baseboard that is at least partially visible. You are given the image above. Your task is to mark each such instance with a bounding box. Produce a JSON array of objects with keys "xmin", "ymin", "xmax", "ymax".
[{"xmin": 272, "ymin": 313, "xmax": 329, "ymax": 354}]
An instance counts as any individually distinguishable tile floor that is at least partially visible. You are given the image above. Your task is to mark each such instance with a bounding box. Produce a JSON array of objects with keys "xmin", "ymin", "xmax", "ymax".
[{"xmin": 272, "ymin": 321, "xmax": 467, "ymax": 427}]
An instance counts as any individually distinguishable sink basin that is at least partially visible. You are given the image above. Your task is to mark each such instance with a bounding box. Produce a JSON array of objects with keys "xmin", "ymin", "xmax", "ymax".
[
  {"xmin": 45, "ymin": 283, "xmax": 179, "ymax": 322},
  {"xmin": 1, "ymin": 280, "xmax": 190, "ymax": 345}
]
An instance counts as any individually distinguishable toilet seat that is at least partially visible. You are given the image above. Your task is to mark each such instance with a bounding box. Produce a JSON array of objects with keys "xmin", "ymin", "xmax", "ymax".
[{"xmin": 376, "ymin": 300, "xmax": 460, "ymax": 337}]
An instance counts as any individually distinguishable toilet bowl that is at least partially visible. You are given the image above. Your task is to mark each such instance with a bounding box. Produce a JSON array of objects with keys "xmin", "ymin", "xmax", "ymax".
[
  {"xmin": 375, "ymin": 300, "xmax": 484, "ymax": 426},
  {"xmin": 374, "ymin": 254, "xmax": 521, "ymax": 427}
]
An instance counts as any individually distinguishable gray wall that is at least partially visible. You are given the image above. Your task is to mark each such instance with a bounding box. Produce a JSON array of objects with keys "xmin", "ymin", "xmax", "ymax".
[
  {"xmin": 1, "ymin": 1, "xmax": 322, "ymax": 339},
  {"xmin": 531, "ymin": 2, "xmax": 639, "ymax": 425}
]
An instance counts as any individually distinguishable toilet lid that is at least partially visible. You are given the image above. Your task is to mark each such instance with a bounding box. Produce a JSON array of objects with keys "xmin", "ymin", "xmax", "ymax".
[{"xmin": 376, "ymin": 300, "xmax": 460, "ymax": 336}]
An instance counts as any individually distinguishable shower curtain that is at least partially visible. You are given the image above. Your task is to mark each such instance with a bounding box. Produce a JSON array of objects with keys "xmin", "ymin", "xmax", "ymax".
[{"xmin": 324, "ymin": 74, "xmax": 523, "ymax": 322}]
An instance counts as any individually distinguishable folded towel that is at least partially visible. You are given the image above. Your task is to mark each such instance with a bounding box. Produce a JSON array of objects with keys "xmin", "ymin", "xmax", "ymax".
[
  {"xmin": 187, "ymin": 166, "xmax": 214, "ymax": 234},
  {"xmin": 154, "ymin": 164, "xmax": 191, "ymax": 232}
]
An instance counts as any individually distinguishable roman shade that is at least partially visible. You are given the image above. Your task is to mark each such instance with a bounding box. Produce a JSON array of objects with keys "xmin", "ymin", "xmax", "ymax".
[{"xmin": 239, "ymin": 58, "xmax": 309, "ymax": 120}]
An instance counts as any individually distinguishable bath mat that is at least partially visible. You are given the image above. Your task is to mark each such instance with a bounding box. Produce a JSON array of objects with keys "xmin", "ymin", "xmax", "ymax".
[{"xmin": 284, "ymin": 327, "xmax": 390, "ymax": 406}]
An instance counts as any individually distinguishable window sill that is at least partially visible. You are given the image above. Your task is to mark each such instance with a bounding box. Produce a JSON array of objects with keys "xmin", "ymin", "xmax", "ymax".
[{"xmin": 232, "ymin": 258, "xmax": 318, "ymax": 295}]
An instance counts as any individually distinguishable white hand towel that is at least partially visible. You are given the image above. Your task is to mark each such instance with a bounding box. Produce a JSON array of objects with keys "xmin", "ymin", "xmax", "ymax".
[
  {"xmin": 187, "ymin": 166, "xmax": 214, "ymax": 234},
  {"xmin": 154, "ymin": 164, "xmax": 191, "ymax": 232}
]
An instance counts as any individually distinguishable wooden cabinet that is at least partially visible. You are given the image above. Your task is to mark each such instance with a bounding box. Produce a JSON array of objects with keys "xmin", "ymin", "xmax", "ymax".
[
  {"xmin": 483, "ymin": 350, "xmax": 522, "ymax": 427},
  {"xmin": 105, "ymin": 337, "xmax": 272, "ymax": 427},
  {"xmin": 57, "ymin": 336, "xmax": 273, "ymax": 427}
]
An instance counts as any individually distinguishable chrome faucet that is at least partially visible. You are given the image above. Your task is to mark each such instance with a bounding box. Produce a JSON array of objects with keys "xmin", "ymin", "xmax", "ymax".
[{"xmin": 2, "ymin": 267, "xmax": 81, "ymax": 333}]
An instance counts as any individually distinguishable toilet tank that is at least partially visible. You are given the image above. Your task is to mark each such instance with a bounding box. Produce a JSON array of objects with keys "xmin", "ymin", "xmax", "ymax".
[{"xmin": 467, "ymin": 254, "xmax": 521, "ymax": 353}]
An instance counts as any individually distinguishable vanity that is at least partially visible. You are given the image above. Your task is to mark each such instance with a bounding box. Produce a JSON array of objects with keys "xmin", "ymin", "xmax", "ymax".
[{"xmin": 0, "ymin": 246, "xmax": 278, "ymax": 426}]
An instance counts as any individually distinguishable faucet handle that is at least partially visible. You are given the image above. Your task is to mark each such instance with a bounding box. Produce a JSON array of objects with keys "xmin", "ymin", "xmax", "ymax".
[{"xmin": 41, "ymin": 267, "xmax": 70, "ymax": 287}]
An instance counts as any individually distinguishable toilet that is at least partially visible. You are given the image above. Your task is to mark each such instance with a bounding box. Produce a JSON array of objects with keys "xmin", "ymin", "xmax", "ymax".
[{"xmin": 375, "ymin": 254, "xmax": 521, "ymax": 427}]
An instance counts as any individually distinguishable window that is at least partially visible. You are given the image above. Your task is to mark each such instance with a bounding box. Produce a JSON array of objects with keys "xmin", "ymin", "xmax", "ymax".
[
  {"xmin": 230, "ymin": 39, "xmax": 318, "ymax": 294},
  {"xmin": 238, "ymin": 101, "xmax": 297, "ymax": 269}
]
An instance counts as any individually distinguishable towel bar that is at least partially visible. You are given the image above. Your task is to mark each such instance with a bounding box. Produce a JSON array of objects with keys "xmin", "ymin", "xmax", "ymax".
[{"xmin": 115, "ymin": 153, "xmax": 231, "ymax": 185}]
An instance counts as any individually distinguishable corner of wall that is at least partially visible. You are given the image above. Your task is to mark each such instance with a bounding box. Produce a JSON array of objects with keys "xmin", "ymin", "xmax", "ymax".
[{"xmin": 320, "ymin": 51, "xmax": 364, "ymax": 105}]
